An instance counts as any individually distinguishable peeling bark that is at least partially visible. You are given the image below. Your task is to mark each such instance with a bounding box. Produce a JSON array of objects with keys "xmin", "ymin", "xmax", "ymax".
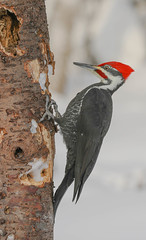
[{"xmin": 0, "ymin": 1, "xmax": 55, "ymax": 239}]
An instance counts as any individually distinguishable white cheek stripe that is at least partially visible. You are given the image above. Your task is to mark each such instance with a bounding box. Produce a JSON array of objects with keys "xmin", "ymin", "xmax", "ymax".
[
  {"xmin": 97, "ymin": 68, "xmax": 123, "ymax": 91},
  {"xmin": 99, "ymin": 75, "xmax": 122, "ymax": 91}
]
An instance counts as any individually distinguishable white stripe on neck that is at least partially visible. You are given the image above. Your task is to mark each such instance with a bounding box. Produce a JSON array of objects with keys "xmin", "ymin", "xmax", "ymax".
[{"xmin": 97, "ymin": 70, "xmax": 123, "ymax": 91}]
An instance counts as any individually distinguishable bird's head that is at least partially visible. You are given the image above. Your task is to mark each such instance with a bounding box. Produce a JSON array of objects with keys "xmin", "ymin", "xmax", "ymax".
[{"xmin": 73, "ymin": 61, "xmax": 134, "ymax": 92}]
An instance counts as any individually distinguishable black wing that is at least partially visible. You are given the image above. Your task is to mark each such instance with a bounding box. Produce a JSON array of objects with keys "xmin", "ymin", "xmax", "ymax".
[{"xmin": 73, "ymin": 88, "xmax": 112, "ymax": 202}]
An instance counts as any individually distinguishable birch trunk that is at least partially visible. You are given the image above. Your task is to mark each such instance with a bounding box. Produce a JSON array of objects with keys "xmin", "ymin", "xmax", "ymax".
[{"xmin": 0, "ymin": 0, "xmax": 55, "ymax": 239}]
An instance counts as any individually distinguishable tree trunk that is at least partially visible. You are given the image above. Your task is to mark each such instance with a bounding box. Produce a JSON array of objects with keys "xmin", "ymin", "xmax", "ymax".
[{"xmin": 0, "ymin": 1, "xmax": 55, "ymax": 239}]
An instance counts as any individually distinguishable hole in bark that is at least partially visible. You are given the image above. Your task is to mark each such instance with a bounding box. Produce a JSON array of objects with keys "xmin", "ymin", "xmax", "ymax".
[
  {"xmin": 0, "ymin": 7, "xmax": 21, "ymax": 56},
  {"xmin": 41, "ymin": 169, "xmax": 47, "ymax": 176},
  {"xmin": 14, "ymin": 147, "xmax": 24, "ymax": 159}
]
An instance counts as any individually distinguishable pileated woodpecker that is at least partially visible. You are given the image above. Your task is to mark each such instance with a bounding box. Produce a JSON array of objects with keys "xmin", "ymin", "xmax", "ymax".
[{"xmin": 41, "ymin": 61, "xmax": 134, "ymax": 216}]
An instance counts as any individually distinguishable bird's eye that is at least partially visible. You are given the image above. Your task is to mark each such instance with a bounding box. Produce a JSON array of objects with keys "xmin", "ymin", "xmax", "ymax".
[{"xmin": 104, "ymin": 65, "xmax": 110, "ymax": 71}]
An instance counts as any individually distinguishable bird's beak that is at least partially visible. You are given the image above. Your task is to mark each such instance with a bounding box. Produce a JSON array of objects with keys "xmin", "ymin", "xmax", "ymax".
[
  {"xmin": 73, "ymin": 62, "xmax": 107, "ymax": 83},
  {"xmin": 73, "ymin": 62, "xmax": 100, "ymax": 71}
]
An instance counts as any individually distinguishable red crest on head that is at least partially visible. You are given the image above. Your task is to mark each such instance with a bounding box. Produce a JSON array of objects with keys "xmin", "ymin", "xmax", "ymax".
[{"xmin": 98, "ymin": 61, "xmax": 134, "ymax": 80}]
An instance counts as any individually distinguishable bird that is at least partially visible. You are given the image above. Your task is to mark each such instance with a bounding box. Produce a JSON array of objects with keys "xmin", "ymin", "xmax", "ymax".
[{"xmin": 46, "ymin": 61, "xmax": 134, "ymax": 216}]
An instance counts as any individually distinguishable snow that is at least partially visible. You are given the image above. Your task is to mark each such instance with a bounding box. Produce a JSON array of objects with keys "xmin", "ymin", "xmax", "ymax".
[
  {"xmin": 27, "ymin": 158, "xmax": 48, "ymax": 182},
  {"xmin": 30, "ymin": 119, "xmax": 38, "ymax": 134},
  {"xmin": 21, "ymin": 158, "xmax": 48, "ymax": 182},
  {"xmin": 45, "ymin": 0, "xmax": 146, "ymax": 239},
  {"xmin": 39, "ymin": 72, "xmax": 47, "ymax": 91}
]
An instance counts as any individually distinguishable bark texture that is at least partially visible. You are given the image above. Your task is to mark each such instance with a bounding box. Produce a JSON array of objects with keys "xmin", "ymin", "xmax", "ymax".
[{"xmin": 0, "ymin": 1, "xmax": 55, "ymax": 239}]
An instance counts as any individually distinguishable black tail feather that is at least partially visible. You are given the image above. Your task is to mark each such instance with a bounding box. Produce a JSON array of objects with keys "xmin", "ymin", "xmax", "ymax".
[
  {"xmin": 72, "ymin": 142, "xmax": 103, "ymax": 203},
  {"xmin": 53, "ymin": 167, "xmax": 74, "ymax": 217}
]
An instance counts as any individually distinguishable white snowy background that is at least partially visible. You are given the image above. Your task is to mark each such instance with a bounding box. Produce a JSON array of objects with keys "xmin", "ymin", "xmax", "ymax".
[{"xmin": 46, "ymin": 0, "xmax": 146, "ymax": 239}]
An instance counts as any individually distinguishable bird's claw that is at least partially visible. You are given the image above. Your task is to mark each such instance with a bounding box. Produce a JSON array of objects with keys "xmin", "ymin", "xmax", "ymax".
[
  {"xmin": 40, "ymin": 95, "xmax": 61, "ymax": 122},
  {"xmin": 39, "ymin": 110, "xmax": 52, "ymax": 122}
]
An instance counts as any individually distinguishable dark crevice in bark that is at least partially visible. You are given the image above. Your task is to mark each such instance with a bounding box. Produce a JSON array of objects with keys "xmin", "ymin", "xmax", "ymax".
[{"xmin": 0, "ymin": 7, "xmax": 23, "ymax": 57}]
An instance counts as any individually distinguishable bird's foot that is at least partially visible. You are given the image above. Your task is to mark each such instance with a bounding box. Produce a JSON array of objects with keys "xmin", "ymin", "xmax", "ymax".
[
  {"xmin": 51, "ymin": 99, "xmax": 62, "ymax": 119},
  {"xmin": 40, "ymin": 95, "xmax": 61, "ymax": 122}
]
